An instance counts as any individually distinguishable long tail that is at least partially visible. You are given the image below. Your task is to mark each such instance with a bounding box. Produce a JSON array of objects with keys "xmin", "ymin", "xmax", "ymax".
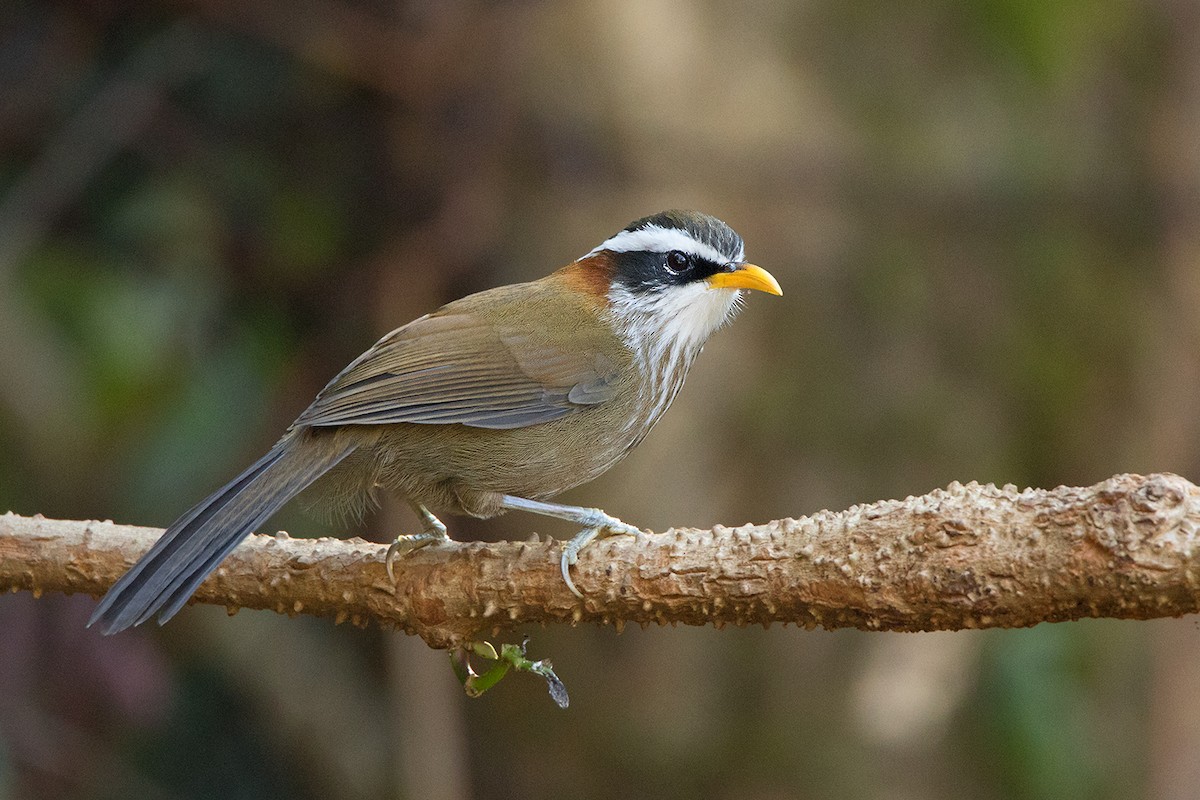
[{"xmin": 88, "ymin": 433, "xmax": 356, "ymax": 634}]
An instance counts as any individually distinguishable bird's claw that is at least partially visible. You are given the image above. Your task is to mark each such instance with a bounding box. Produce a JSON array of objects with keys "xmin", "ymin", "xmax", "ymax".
[
  {"xmin": 560, "ymin": 527, "xmax": 599, "ymax": 599},
  {"xmin": 560, "ymin": 516, "xmax": 642, "ymax": 599},
  {"xmin": 384, "ymin": 532, "xmax": 444, "ymax": 582}
]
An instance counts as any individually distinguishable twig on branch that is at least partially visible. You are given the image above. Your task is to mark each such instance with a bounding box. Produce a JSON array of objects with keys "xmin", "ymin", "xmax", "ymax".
[{"xmin": 2, "ymin": 473, "xmax": 1199, "ymax": 648}]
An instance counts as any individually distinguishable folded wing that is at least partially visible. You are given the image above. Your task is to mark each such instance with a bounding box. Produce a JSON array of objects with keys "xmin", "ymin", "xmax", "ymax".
[{"xmin": 295, "ymin": 311, "xmax": 620, "ymax": 430}]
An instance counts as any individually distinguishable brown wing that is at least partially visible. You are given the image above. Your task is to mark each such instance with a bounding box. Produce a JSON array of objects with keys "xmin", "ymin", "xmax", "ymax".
[{"xmin": 294, "ymin": 310, "xmax": 620, "ymax": 431}]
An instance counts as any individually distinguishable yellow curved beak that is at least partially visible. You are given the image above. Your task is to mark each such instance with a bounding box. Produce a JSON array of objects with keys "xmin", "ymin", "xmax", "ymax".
[{"xmin": 706, "ymin": 263, "xmax": 783, "ymax": 296}]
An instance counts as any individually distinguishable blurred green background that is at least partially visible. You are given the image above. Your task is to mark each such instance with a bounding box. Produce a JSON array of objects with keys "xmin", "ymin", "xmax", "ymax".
[{"xmin": 2, "ymin": 2, "xmax": 1199, "ymax": 798}]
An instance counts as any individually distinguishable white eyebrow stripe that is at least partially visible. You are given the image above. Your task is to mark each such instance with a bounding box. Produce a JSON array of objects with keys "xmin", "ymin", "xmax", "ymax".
[{"xmin": 584, "ymin": 225, "xmax": 733, "ymax": 264}]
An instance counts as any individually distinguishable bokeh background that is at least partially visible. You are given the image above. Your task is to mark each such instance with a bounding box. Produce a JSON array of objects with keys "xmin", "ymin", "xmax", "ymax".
[{"xmin": 3, "ymin": 2, "xmax": 1200, "ymax": 798}]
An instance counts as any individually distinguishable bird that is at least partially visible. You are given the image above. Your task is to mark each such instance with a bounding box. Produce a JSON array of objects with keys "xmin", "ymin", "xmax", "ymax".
[{"xmin": 88, "ymin": 209, "xmax": 781, "ymax": 634}]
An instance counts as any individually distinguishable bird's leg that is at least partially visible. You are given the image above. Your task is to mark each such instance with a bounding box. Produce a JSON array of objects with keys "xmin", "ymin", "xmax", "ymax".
[
  {"xmin": 385, "ymin": 502, "xmax": 451, "ymax": 581},
  {"xmin": 499, "ymin": 495, "xmax": 642, "ymax": 598}
]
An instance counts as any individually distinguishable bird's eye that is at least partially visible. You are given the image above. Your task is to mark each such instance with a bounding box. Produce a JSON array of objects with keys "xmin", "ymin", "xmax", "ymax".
[{"xmin": 665, "ymin": 250, "xmax": 691, "ymax": 274}]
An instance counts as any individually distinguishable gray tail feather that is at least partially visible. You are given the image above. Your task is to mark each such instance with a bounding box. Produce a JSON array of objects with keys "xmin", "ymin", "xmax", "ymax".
[{"xmin": 88, "ymin": 435, "xmax": 356, "ymax": 634}]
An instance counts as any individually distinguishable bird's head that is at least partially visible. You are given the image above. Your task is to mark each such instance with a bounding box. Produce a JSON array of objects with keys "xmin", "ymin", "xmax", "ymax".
[{"xmin": 577, "ymin": 210, "xmax": 782, "ymax": 353}]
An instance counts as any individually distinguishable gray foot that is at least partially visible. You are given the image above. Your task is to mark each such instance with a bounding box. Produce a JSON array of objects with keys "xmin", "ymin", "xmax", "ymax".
[
  {"xmin": 386, "ymin": 505, "xmax": 450, "ymax": 581},
  {"xmin": 559, "ymin": 513, "xmax": 641, "ymax": 599}
]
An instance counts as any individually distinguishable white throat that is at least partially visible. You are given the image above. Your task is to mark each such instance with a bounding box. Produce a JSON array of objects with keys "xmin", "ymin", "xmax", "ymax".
[
  {"xmin": 605, "ymin": 282, "xmax": 743, "ymax": 357},
  {"xmin": 604, "ymin": 282, "xmax": 743, "ymax": 437}
]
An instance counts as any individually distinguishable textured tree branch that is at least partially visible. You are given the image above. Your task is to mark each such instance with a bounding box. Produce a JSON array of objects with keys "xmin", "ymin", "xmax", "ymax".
[{"xmin": 3, "ymin": 472, "xmax": 1199, "ymax": 648}]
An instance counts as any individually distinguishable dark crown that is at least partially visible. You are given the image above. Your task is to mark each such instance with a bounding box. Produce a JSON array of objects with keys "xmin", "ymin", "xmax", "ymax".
[{"xmin": 624, "ymin": 210, "xmax": 744, "ymax": 263}]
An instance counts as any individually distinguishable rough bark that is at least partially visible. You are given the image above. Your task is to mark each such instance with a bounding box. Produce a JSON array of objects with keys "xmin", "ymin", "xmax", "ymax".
[{"xmin": 2, "ymin": 472, "xmax": 1199, "ymax": 648}]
